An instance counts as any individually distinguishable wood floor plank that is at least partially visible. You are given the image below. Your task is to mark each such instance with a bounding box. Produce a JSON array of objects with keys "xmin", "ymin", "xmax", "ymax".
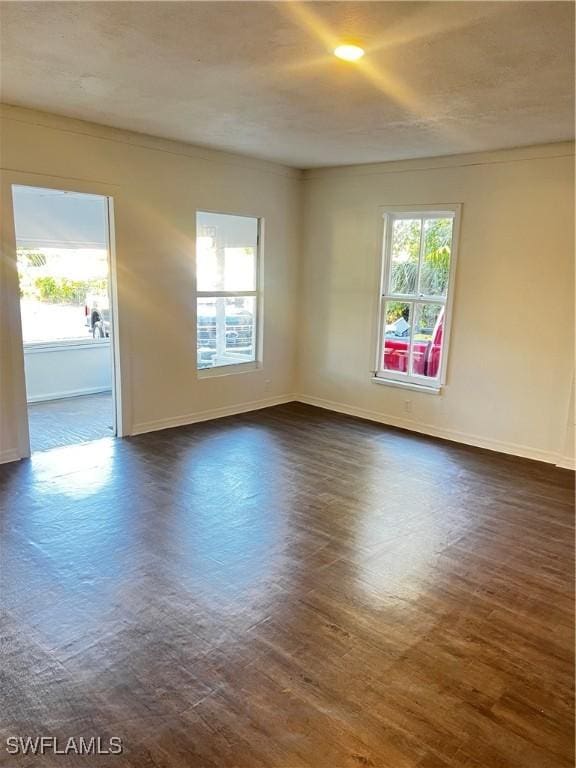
[{"xmin": 0, "ymin": 402, "xmax": 573, "ymax": 766}]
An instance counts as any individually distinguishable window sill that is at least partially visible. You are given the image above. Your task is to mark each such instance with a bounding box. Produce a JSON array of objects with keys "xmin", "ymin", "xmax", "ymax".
[
  {"xmin": 371, "ymin": 375, "xmax": 441, "ymax": 394},
  {"xmin": 198, "ymin": 361, "xmax": 261, "ymax": 379}
]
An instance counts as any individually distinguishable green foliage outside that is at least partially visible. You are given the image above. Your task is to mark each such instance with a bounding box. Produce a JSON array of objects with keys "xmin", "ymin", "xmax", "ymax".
[
  {"xmin": 34, "ymin": 276, "xmax": 107, "ymax": 304},
  {"xmin": 17, "ymin": 249, "xmax": 107, "ymax": 304},
  {"xmin": 386, "ymin": 218, "xmax": 452, "ymax": 331}
]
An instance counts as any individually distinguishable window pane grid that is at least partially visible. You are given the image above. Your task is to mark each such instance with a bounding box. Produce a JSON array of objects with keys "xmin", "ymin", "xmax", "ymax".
[
  {"xmin": 377, "ymin": 210, "xmax": 456, "ymax": 386},
  {"xmin": 385, "ymin": 215, "xmax": 454, "ymax": 301},
  {"xmin": 196, "ymin": 212, "xmax": 260, "ymax": 372},
  {"xmin": 379, "ymin": 299, "xmax": 445, "ymax": 380}
]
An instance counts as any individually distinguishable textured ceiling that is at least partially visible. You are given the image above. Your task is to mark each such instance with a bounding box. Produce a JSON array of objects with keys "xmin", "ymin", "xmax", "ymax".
[{"xmin": 1, "ymin": 1, "xmax": 574, "ymax": 168}]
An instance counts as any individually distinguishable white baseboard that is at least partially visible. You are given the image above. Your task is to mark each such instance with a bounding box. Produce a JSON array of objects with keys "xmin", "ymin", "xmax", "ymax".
[
  {"xmin": 0, "ymin": 448, "xmax": 22, "ymax": 465},
  {"xmin": 295, "ymin": 394, "xmax": 563, "ymax": 466},
  {"xmin": 27, "ymin": 386, "xmax": 112, "ymax": 404},
  {"xmin": 131, "ymin": 394, "xmax": 296, "ymax": 436},
  {"xmin": 3, "ymin": 393, "xmax": 571, "ymax": 470}
]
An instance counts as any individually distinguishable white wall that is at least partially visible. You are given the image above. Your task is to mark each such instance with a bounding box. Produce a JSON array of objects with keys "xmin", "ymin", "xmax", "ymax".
[
  {"xmin": 1, "ymin": 106, "xmax": 574, "ymax": 467},
  {"xmin": 24, "ymin": 343, "xmax": 112, "ymax": 403},
  {"xmin": 298, "ymin": 143, "xmax": 575, "ymax": 465},
  {"xmin": 0, "ymin": 105, "xmax": 300, "ymax": 460}
]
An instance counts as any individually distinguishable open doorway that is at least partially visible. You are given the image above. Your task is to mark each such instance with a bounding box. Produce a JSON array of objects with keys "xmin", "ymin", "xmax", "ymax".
[{"xmin": 12, "ymin": 185, "xmax": 117, "ymax": 453}]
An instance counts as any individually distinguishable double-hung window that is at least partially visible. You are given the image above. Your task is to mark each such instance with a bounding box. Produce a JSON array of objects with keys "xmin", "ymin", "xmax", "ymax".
[
  {"xmin": 375, "ymin": 206, "xmax": 460, "ymax": 391},
  {"xmin": 196, "ymin": 211, "xmax": 261, "ymax": 373}
]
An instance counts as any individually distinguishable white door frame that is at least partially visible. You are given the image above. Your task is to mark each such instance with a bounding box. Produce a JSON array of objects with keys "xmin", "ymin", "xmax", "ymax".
[{"xmin": 1, "ymin": 171, "xmax": 129, "ymax": 459}]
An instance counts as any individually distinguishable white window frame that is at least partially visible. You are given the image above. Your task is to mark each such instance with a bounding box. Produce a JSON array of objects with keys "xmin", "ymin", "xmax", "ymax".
[
  {"xmin": 196, "ymin": 211, "xmax": 262, "ymax": 377},
  {"xmin": 374, "ymin": 204, "xmax": 461, "ymax": 393}
]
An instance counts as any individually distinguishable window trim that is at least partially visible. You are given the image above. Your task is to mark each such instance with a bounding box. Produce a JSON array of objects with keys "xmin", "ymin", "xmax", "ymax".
[
  {"xmin": 374, "ymin": 204, "xmax": 461, "ymax": 392},
  {"xmin": 195, "ymin": 211, "xmax": 262, "ymax": 375},
  {"xmin": 197, "ymin": 360, "xmax": 262, "ymax": 379}
]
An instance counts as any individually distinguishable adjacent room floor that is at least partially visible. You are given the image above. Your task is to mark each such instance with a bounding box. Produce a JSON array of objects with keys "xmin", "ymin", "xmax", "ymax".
[
  {"xmin": 1, "ymin": 403, "xmax": 573, "ymax": 767},
  {"xmin": 27, "ymin": 392, "xmax": 114, "ymax": 453}
]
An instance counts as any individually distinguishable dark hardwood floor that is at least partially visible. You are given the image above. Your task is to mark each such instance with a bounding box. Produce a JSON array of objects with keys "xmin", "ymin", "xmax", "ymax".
[{"xmin": 1, "ymin": 403, "xmax": 574, "ymax": 767}]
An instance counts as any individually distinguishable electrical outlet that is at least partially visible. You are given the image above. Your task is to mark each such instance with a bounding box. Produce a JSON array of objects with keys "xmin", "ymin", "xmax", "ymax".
[
  {"xmin": 264, "ymin": 378, "xmax": 272, "ymax": 391},
  {"xmin": 403, "ymin": 399, "xmax": 412, "ymax": 415}
]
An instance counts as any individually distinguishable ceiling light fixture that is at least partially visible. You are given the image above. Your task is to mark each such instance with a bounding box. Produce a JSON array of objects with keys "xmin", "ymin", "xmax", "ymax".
[{"xmin": 334, "ymin": 44, "xmax": 365, "ymax": 62}]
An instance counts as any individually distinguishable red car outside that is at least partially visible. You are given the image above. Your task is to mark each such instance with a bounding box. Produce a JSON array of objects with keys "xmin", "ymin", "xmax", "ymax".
[{"xmin": 383, "ymin": 307, "xmax": 444, "ymax": 379}]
